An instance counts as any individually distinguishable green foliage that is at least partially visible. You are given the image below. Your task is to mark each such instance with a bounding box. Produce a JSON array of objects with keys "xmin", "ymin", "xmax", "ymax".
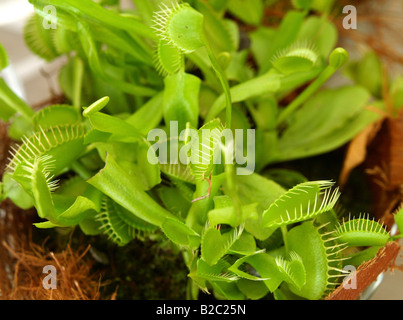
[
  {"xmin": 23, "ymin": 13, "xmax": 59, "ymax": 61},
  {"xmin": 189, "ymin": 119, "xmax": 224, "ymax": 182},
  {"xmin": 335, "ymin": 215, "xmax": 390, "ymax": 247},
  {"xmin": 0, "ymin": 42, "xmax": 9, "ymax": 71},
  {"xmin": 163, "ymin": 72, "xmax": 201, "ymax": 132},
  {"xmin": 0, "ymin": 0, "xmax": 401, "ymax": 301},
  {"xmin": 262, "ymin": 181, "xmax": 340, "ymax": 227},
  {"xmin": 227, "ymin": 0, "xmax": 263, "ymax": 26}
]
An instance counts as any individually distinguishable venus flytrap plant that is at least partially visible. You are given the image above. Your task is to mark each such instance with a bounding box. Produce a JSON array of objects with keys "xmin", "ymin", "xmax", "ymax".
[
  {"xmin": 262, "ymin": 180, "xmax": 341, "ymax": 228},
  {"xmin": 151, "ymin": 1, "xmax": 245, "ymax": 233},
  {"xmin": 271, "ymin": 41, "xmax": 319, "ymax": 76},
  {"xmin": 275, "ymin": 251, "xmax": 306, "ymax": 290},
  {"xmin": 334, "ymin": 214, "xmax": 390, "ymax": 247},
  {"xmin": 1, "ymin": 0, "xmax": 402, "ymax": 300},
  {"xmin": 276, "ymin": 47, "xmax": 349, "ymax": 127},
  {"xmin": 285, "ymin": 221, "xmax": 349, "ymax": 300},
  {"xmin": 153, "ymin": 1, "xmax": 233, "ymax": 128},
  {"xmin": 96, "ymin": 196, "xmax": 158, "ymax": 246},
  {"xmin": 154, "ymin": 39, "xmax": 184, "ymax": 76}
]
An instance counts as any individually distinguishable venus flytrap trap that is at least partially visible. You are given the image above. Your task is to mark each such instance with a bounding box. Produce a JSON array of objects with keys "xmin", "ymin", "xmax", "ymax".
[
  {"xmin": 271, "ymin": 41, "xmax": 319, "ymax": 76},
  {"xmin": 334, "ymin": 214, "xmax": 390, "ymax": 247},
  {"xmin": 0, "ymin": 0, "xmax": 402, "ymax": 300},
  {"xmin": 275, "ymin": 48, "xmax": 349, "ymax": 127}
]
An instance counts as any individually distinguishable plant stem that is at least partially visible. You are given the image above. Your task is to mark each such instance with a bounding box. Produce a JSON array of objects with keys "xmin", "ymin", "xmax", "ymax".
[
  {"xmin": 71, "ymin": 160, "xmax": 93, "ymax": 180},
  {"xmin": 201, "ymin": 37, "xmax": 244, "ymax": 222},
  {"xmin": 281, "ymin": 225, "xmax": 289, "ymax": 254},
  {"xmin": 276, "ymin": 65, "xmax": 337, "ymax": 126},
  {"xmin": 73, "ymin": 56, "xmax": 84, "ymax": 111},
  {"xmin": 186, "ymin": 173, "xmax": 226, "ymax": 233},
  {"xmin": 203, "ymin": 39, "xmax": 232, "ymax": 128},
  {"xmin": 224, "ymin": 163, "xmax": 243, "ymax": 224},
  {"xmin": 0, "ymin": 78, "xmax": 34, "ymax": 121}
]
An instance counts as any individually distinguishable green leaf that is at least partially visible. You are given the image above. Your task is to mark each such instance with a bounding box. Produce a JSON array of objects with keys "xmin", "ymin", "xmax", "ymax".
[
  {"xmin": 29, "ymin": 0, "xmax": 156, "ymax": 39},
  {"xmin": 286, "ymin": 221, "xmax": 345, "ymax": 300},
  {"xmin": 390, "ymin": 77, "xmax": 403, "ymax": 112},
  {"xmin": 155, "ymin": 39, "xmax": 183, "ymax": 76},
  {"xmin": 23, "ymin": 13, "xmax": 58, "ymax": 61},
  {"xmin": 157, "ymin": 186, "xmax": 191, "ymax": 218},
  {"xmin": 250, "ymin": 27, "xmax": 276, "ymax": 68},
  {"xmin": 208, "ymin": 0, "xmax": 229, "ymax": 12},
  {"xmin": 153, "ymin": 2, "xmax": 205, "ymax": 54},
  {"xmin": 275, "ymin": 86, "xmax": 376, "ymax": 162},
  {"xmin": 34, "ymin": 221, "xmax": 62, "ymax": 229},
  {"xmin": 53, "ymin": 195, "xmax": 97, "ymax": 226},
  {"xmin": 201, "ymin": 224, "xmax": 244, "ymax": 266},
  {"xmin": 96, "ymin": 197, "xmax": 137, "ymax": 246},
  {"xmin": 0, "ymin": 42, "xmax": 9, "ymax": 71},
  {"xmin": 161, "ymin": 217, "xmax": 200, "ymax": 248},
  {"xmin": 7, "ymin": 124, "xmax": 86, "ymax": 176},
  {"xmin": 95, "ymin": 140, "xmax": 161, "ymax": 191},
  {"xmin": 0, "ymin": 97, "xmax": 15, "ymax": 122},
  {"xmin": 163, "ymin": 72, "xmax": 201, "ymax": 133},
  {"xmin": 82, "ymin": 96, "xmax": 110, "ymax": 117},
  {"xmin": 96, "ymin": 196, "xmax": 156, "ymax": 245},
  {"xmin": 262, "ymin": 181, "xmax": 340, "ymax": 228},
  {"xmin": 79, "ymin": 213, "xmax": 104, "ymax": 236},
  {"xmin": 12, "ymin": 156, "xmax": 56, "ymax": 220},
  {"xmin": 189, "ymin": 119, "xmax": 224, "ymax": 182},
  {"xmin": 87, "ymin": 154, "xmax": 179, "ymax": 227},
  {"xmin": 343, "ymin": 246, "xmax": 381, "ymax": 268},
  {"xmin": 205, "ymin": 71, "xmax": 281, "ymax": 121},
  {"xmin": 334, "ymin": 215, "xmax": 390, "ymax": 247},
  {"xmin": 125, "ymin": 92, "xmax": 164, "ymax": 136},
  {"xmin": 76, "ymin": 20, "xmax": 156, "ymax": 97},
  {"xmin": 52, "ymin": 24, "xmax": 77, "ymax": 55},
  {"xmin": 236, "ymin": 173, "xmax": 285, "ymax": 240},
  {"xmin": 8, "ymin": 114, "xmax": 35, "ymax": 140},
  {"xmin": 33, "ymin": 104, "xmax": 81, "ymax": 129},
  {"xmin": 131, "ymin": 0, "xmax": 155, "ymax": 23},
  {"xmin": 194, "ymin": 0, "xmax": 236, "ymax": 54},
  {"xmin": 228, "ymin": 250, "xmax": 284, "ymax": 291},
  {"xmin": 160, "ymin": 163, "xmax": 196, "ymax": 184},
  {"xmin": 237, "ymin": 173, "xmax": 285, "ymax": 209},
  {"xmin": 227, "ymin": 0, "xmax": 263, "ymax": 26},
  {"xmin": 236, "ymin": 279, "xmax": 269, "ymax": 300},
  {"xmin": 310, "ymin": 0, "xmax": 335, "ymax": 13},
  {"xmin": 345, "ymin": 51, "xmax": 383, "ymax": 98},
  {"xmin": 211, "ymin": 281, "xmax": 245, "ymax": 300},
  {"xmin": 208, "ymin": 202, "xmax": 258, "ymax": 227},
  {"xmin": 229, "ymin": 232, "xmax": 256, "ymax": 255},
  {"xmin": 394, "ymin": 207, "xmax": 403, "ymax": 236},
  {"xmin": 1, "ymin": 173, "xmax": 34, "ymax": 209},
  {"xmin": 12, "ymin": 155, "xmax": 97, "ymax": 227},
  {"xmin": 85, "ymin": 112, "xmax": 143, "ymax": 142},
  {"xmin": 292, "ymin": 0, "xmax": 314, "ymax": 10},
  {"xmin": 264, "ymin": 168, "xmax": 308, "ymax": 189},
  {"xmin": 297, "ymin": 16, "xmax": 337, "ymax": 59},
  {"xmin": 275, "ymin": 251, "xmax": 306, "ymax": 289},
  {"xmin": 259, "ymin": 10, "xmax": 306, "ymax": 74},
  {"xmin": 272, "ymin": 44, "xmax": 318, "ymax": 75},
  {"xmin": 195, "ymin": 259, "xmax": 239, "ymax": 283},
  {"xmin": 0, "ymin": 78, "xmax": 34, "ymax": 121}
]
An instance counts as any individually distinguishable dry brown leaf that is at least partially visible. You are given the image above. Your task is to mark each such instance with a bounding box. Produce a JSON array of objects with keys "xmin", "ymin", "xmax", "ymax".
[{"xmin": 339, "ymin": 116, "xmax": 384, "ymax": 187}]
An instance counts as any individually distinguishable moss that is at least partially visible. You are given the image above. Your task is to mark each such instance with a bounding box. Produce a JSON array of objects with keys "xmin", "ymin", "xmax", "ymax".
[{"xmin": 88, "ymin": 235, "xmax": 188, "ymax": 300}]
